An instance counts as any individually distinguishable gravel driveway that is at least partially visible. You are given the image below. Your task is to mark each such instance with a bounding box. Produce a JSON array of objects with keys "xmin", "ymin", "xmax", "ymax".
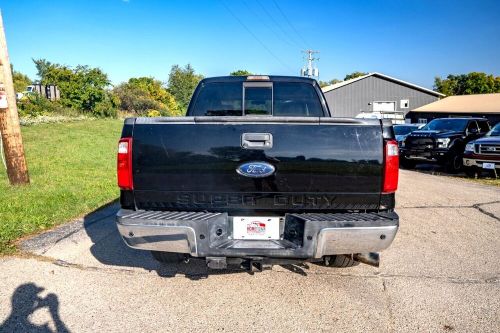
[{"xmin": 1, "ymin": 170, "xmax": 499, "ymax": 332}]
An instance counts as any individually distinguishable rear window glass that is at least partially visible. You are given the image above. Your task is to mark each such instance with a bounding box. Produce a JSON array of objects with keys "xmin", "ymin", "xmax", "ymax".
[
  {"xmin": 273, "ymin": 82, "xmax": 323, "ymax": 117},
  {"xmin": 190, "ymin": 81, "xmax": 324, "ymax": 117},
  {"xmin": 191, "ymin": 82, "xmax": 242, "ymax": 116},
  {"xmin": 245, "ymin": 86, "xmax": 272, "ymax": 115}
]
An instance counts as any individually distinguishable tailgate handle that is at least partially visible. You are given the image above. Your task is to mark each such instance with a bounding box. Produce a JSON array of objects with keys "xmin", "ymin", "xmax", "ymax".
[{"xmin": 241, "ymin": 133, "xmax": 273, "ymax": 149}]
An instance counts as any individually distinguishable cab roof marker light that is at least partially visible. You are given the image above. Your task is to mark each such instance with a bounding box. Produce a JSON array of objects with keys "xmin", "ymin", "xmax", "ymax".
[{"xmin": 246, "ymin": 75, "xmax": 270, "ymax": 81}]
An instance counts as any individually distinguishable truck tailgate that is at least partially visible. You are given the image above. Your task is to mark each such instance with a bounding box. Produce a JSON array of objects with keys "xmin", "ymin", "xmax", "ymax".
[{"xmin": 130, "ymin": 117, "xmax": 384, "ymax": 212}]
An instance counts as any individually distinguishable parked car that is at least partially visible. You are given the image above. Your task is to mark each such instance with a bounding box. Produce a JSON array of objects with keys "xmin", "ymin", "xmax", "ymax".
[
  {"xmin": 115, "ymin": 75, "xmax": 400, "ymax": 271},
  {"xmin": 393, "ymin": 124, "xmax": 422, "ymax": 148},
  {"xmin": 463, "ymin": 122, "xmax": 500, "ymax": 177},
  {"xmin": 400, "ymin": 117, "xmax": 490, "ymax": 172}
]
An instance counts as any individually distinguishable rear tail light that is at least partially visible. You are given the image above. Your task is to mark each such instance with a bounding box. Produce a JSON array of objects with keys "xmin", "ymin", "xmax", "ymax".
[
  {"xmin": 383, "ymin": 139, "xmax": 399, "ymax": 193},
  {"xmin": 117, "ymin": 137, "xmax": 133, "ymax": 190}
]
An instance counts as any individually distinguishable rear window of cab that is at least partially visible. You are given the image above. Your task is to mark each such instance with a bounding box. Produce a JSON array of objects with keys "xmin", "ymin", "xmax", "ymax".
[{"xmin": 190, "ymin": 82, "xmax": 325, "ymax": 117}]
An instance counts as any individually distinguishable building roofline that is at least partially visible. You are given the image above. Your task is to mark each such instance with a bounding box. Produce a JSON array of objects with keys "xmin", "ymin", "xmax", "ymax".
[
  {"xmin": 321, "ymin": 72, "xmax": 445, "ymax": 97},
  {"xmin": 411, "ymin": 93, "xmax": 500, "ymax": 114}
]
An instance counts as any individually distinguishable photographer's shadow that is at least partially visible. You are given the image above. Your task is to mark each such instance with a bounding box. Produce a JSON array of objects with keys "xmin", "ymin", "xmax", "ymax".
[
  {"xmin": 83, "ymin": 203, "xmax": 244, "ymax": 279},
  {"xmin": 0, "ymin": 283, "xmax": 70, "ymax": 333}
]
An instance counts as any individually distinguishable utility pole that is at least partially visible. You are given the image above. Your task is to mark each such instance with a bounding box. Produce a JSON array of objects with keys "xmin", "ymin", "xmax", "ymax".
[
  {"xmin": 300, "ymin": 50, "xmax": 319, "ymax": 79},
  {"xmin": 0, "ymin": 10, "xmax": 30, "ymax": 185}
]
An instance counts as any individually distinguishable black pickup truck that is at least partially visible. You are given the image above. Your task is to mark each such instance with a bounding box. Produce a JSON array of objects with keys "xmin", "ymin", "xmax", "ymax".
[
  {"xmin": 400, "ymin": 117, "xmax": 490, "ymax": 172},
  {"xmin": 116, "ymin": 75, "xmax": 399, "ymax": 271}
]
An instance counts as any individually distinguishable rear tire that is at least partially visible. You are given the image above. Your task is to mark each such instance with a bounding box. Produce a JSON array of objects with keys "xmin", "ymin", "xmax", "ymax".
[
  {"xmin": 446, "ymin": 152, "xmax": 462, "ymax": 173},
  {"xmin": 151, "ymin": 251, "xmax": 186, "ymax": 264},
  {"xmin": 324, "ymin": 255, "xmax": 359, "ymax": 268}
]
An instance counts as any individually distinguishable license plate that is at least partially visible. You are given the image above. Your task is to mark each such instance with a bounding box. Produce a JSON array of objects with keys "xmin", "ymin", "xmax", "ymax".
[
  {"xmin": 482, "ymin": 162, "xmax": 495, "ymax": 170},
  {"xmin": 233, "ymin": 216, "xmax": 280, "ymax": 240}
]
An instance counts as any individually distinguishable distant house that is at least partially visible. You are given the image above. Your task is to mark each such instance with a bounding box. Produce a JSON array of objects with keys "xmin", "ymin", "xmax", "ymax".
[
  {"xmin": 407, "ymin": 93, "xmax": 500, "ymax": 126},
  {"xmin": 321, "ymin": 72, "xmax": 444, "ymax": 124}
]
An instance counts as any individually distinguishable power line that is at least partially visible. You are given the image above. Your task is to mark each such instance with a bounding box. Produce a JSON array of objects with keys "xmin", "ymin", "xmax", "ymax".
[
  {"xmin": 221, "ymin": 1, "xmax": 294, "ymax": 72},
  {"xmin": 254, "ymin": 0, "xmax": 301, "ymax": 49},
  {"xmin": 271, "ymin": 0, "xmax": 309, "ymax": 49},
  {"xmin": 242, "ymin": 0, "xmax": 296, "ymax": 49}
]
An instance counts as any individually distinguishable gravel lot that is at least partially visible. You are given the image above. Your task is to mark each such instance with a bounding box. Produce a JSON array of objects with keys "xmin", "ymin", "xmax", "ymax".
[{"xmin": 1, "ymin": 170, "xmax": 499, "ymax": 332}]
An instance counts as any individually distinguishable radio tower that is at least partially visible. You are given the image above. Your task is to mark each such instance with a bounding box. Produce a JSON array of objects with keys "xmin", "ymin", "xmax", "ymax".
[{"xmin": 300, "ymin": 50, "xmax": 319, "ymax": 79}]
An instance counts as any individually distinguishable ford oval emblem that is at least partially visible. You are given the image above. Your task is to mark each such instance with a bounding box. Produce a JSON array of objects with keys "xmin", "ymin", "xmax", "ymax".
[{"xmin": 236, "ymin": 161, "xmax": 276, "ymax": 178}]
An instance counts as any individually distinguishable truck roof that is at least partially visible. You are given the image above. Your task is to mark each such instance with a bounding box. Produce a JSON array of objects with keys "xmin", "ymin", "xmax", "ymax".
[
  {"xmin": 199, "ymin": 75, "xmax": 319, "ymax": 85},
  {"xmin": 431, "ymin": 117, "xmax": 488, "ymax": 121}
]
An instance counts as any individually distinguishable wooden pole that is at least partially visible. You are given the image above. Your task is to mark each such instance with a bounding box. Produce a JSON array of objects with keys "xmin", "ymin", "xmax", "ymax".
[{"xmin": 0, "ymin": 10, "xmax": 29, "ymax": 185}]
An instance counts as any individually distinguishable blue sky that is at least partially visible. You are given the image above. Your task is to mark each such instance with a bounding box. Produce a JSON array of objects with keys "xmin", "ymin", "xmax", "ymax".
[{"xmin": 2, "ymin": 0, "xmax": 500, "ymax": 89}]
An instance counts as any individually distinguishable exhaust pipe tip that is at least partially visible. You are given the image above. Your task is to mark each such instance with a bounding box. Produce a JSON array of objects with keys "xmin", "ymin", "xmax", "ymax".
[{"xmin": 354, "ymin": 252, "xmax": 380, "ymax": 267}]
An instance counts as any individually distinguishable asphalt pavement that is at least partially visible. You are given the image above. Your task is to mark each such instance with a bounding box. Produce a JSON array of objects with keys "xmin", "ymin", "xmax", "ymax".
[{"xmin": 0, "ymin": 170, "xmax": 499, "ymax": 332}]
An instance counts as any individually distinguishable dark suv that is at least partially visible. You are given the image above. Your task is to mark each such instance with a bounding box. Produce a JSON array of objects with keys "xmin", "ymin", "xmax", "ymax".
[{"xmin": 400, "ymin": 118, "xmax": 490, "ymax": 172}]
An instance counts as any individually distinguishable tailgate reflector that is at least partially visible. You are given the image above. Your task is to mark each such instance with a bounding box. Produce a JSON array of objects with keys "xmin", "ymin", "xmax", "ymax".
[
  {"xmin": 117, "ymin": 137, "xmax": 133, "ymax": 190},
  {"xmin": 383, "ymin": 139, "xmax": 399, "ymax": 193}
]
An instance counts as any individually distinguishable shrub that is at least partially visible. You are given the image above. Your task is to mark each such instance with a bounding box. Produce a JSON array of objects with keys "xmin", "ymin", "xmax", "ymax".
[
  {"xmin": 93, "ymin": 98, "xmax": 117, "ymax": 118},
  {"xmin": 112, "ymin": 78, "xmax": 181, "ymax": 117},
  {"xmin": 146, "ymin": 110, "xmax": 161, "ymax": 117},
  {"xmin": 17, "ymin": 93, "xmax": 76, "ymax": 117}
]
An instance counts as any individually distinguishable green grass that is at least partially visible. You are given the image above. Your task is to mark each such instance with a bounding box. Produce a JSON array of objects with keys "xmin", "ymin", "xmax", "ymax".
[{"xmin": 0, "ymin": 119, "xmax": 123, "ymax": 254}]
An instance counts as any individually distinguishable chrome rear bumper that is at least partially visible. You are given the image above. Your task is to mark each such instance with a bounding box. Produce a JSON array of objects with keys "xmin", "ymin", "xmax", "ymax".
[
  {"xmin": 315, "ymin": 225, "xmax": 397, "ymax": 258},
  {"xmin": 116, "ymin": 210, "xmax": 398, "ymax": 259}
]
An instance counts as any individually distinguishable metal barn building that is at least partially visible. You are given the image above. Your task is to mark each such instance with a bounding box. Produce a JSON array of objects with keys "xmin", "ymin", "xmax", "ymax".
[{"xmin": 321, "ymin": 72, "xmax": 444, "ymax": 124}]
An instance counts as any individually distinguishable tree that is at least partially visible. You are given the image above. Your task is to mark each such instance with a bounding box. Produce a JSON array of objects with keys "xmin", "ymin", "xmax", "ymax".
[
  {"xmin": 12, "ymin": 68, "xmax": 31, "ymax": 93},
  {"xmin": 113, "ymin": 83, "xmax": 160, "ymax": 115},
  {"xmin": 230, "ymin": 70, "xmax": 253, "ymax": 76},
  {"xmin": 319, "ymin": 79, "xmax": 341, "ymax": 88},
  {"xmin": 344, "ymin": 71, "xmax": 368, "ymax": 81},
  {"xmin": 113, "ymin": 77, "xmax": 181, "ymax": 117},
  {"xmin": 434, "ymin": 72, "xmax": 500, "ymax": 95},
  {"xmin": 32, "ymin": 58, "xmax": 113, "ymax": 116},
  {"xmin": 167, "ymin": 64, "xmax": 203, "ymax": 113},
  {"xmin": 128, "ymin": 77, "xmax": 167, "ymax": 103}
]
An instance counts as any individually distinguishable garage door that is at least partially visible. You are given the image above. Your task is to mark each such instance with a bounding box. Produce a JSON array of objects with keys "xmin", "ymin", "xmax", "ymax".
[{"xmin": 373, "ymin": 101, "xmax": 396, "ymax": 112}]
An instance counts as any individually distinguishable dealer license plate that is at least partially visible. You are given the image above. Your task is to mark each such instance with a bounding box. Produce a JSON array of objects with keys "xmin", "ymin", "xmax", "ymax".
[
  {"xmin": 233, "ymin": 216, "xmax": 280, "ymax": 240},
  {"xmin": 482, "ymin": 162, "xmax": 495, "ymax": 170}
]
